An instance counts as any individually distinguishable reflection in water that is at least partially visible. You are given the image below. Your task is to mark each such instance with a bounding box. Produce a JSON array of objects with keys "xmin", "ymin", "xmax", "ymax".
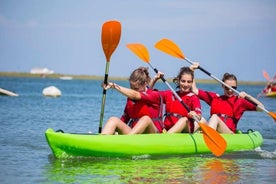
[
  {"xmin": 196, "ymin": 159, "xmax": 239, "ymax": 184},
  {"xmin": 44, "ymin": 156, "xmax": 242, "ymax": 183}
]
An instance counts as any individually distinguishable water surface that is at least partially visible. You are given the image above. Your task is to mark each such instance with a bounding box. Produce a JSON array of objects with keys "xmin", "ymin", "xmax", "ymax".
[{"xmin": 0, "ymin": 77, "xmax": 275, "ymax": 183}]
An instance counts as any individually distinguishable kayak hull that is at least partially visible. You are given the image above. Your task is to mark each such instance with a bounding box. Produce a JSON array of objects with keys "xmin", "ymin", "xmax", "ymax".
[
  {"xmin": 265, "ymin": 91, "xmax": 276, "ymax": 98},
  {"xmin": 45, "ymin": 128, "xmax": 263, "ymax": 158},
  {"xmin": 0, "ymin": 88, "xmax": 18, "ymax": 96}
]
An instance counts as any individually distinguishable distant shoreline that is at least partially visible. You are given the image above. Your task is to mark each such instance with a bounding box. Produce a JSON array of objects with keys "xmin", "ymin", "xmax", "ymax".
[{"xmin": 0, "ymin": 71, "xmax": 266, "ymax": 85}]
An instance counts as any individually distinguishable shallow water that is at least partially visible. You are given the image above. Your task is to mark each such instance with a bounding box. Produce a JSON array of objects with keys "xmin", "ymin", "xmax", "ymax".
[{"xmin": 0, "ymin": 77, "xmax": 275, "ymax": 183}]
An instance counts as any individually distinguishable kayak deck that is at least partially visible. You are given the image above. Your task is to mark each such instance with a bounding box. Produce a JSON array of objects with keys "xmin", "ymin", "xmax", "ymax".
[{"xmin": 45, "ymin": 128, "xmax": 263, "ymax": 158}]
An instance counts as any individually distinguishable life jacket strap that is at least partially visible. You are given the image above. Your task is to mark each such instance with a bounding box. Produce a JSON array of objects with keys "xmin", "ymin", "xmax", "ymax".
[
  {"xmin": 216, "ymin": 113, "xmax": 237, "ymax": 123},
  {"xmin": 164, "ymin": 112, "xmax": 183, "ymax": 119},
  {"xmin": 127, "ymin": 117, "xmax": 162, "ymax": 127}
]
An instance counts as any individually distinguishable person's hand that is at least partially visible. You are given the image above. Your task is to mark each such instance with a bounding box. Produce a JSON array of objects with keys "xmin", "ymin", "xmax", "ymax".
[
  {"xmin": 189, "ymin": 62, "xmax": 200, "ymax": 71},
  {"xmin": 238, "ymin": 91, "xmax": 247, "ymax": 98},
  {"xmin": 102, "ymin": 82, "xmax": 115, "ymax": 90},
  {"xmin": 154, "ymin": 71, "xmax": 164, "ymax": 80},
  {"xmin": 188, "ymin": 111, "xmax": 201, "ymax": 121}
]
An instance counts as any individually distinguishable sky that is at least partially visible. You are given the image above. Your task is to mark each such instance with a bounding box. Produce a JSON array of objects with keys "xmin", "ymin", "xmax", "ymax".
[{"xmin": 0, "ymin": 0, "xmax": 276, "ymax": 81}]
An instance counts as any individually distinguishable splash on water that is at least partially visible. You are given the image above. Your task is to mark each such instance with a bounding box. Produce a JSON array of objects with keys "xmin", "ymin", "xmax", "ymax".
[{"xmin": 255, "ymin": 147, "xmax": 276, "ymax": 159}]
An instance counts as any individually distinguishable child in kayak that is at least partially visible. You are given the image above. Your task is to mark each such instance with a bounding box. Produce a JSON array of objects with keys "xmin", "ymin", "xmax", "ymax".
[
  {"xmin": 101, "ymin": 67, "xmax": 163, "ymax": 135},
  {"xmin": 190, "ymin": 63, "xmax": 264, "ymax": 134},
  {"xmin": 150, "ymin": 67, "xmax": 206, "ymax": 133}
]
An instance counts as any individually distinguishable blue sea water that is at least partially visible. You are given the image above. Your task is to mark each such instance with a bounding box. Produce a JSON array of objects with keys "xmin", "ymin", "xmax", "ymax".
[{"xmin": 0, "ymin": 76, "xmax": 276, "ymax": 183}]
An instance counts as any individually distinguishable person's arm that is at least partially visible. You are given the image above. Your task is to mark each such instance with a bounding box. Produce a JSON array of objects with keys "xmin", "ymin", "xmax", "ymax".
[
  {"xmin": 239, "ymin": 92, "xmax": 264, "ymax": 111},
  {"xmin": 191, "ymin": 78, "xmax": 199, "ymax": 95},
  {"xmin": 149, "ymin": 71, "xmax": 164, "ymax": 89},
  {"xmin": 187, "ymin": 95, "xmax": 202, "ymax": 120},
  {"xmin": 189, "ymin": 62, "xmax": 200, "ymax": 95},
  {"xmin": 102, "ymin": 82, "xmax": 141, "ymax": 100}
]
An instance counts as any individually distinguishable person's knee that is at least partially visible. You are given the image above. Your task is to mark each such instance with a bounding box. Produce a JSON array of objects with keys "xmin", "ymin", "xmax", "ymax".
[
  {"xmin": 108, "ymin": 116, "xmax": 120, "ymax": 122},
  {"xmin": 178, "ymin": 117, "xmax": 188, "ymax": 124},
  {"xmin": 210, "ymin": 114, "xmax": 219, "ymax": 120},
  {"xmin": 200, "ymin": 117, "xmax": 208, "ymax": 124},
  {"xmin": 140, "ymin": 115, "xmax": 151, "ymax": 122}
]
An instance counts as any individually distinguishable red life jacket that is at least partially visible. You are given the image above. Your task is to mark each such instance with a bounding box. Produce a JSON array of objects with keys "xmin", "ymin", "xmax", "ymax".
[
  {"xmin": 126, "ymin": 99, "xmax": 151, "ymax": 119},
  {"xmin": 271, "ymin": 86, "xmax": 276, "ymax": 92},
  {"xmin": 162, "ymin": 91, "xmax": 198, "ymax": 132},
  {"xmin": 210, "ymin": 95, "xmax": 238, "ymax": 132},
  {"xmin": 121, "ymin": 89, "xmax": 163, "ymax": 132},
  {"xmin": 210, "ymin": 95, "xmax": 237, "ymax": 117},
  {"xmin": 165, "ymin": 91, "xmax": 195, "ymax": 116}
]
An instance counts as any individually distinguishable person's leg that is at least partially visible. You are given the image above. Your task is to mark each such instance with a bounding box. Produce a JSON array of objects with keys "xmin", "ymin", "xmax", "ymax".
[
  {"xmin": 101, "ymin": 117, "xmax": 131, "ymax": 135},
  {"xmin": 208, "ymin": 114, "xmax": 234, "ymax": 134},
  {"xmin": 129, "ymin": 116, "xmax": 157, "ymax": 134},
  {"xmin": 167, "ymin": 117, "xmax": 188, "ymax": 133}
]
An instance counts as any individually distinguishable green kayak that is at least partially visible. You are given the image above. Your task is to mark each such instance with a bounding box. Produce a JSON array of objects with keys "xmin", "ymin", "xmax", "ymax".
[{"xmin": 45, "ymin": 128, "xmax": 263, "ymax": 158}]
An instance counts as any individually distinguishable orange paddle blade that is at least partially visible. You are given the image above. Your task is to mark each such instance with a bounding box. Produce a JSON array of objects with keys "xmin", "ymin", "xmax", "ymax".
[
  {"xmin": 155, "ymin": 38, "xmax": 185, "ymax": 59},
  {"xmin": 126, "ymin": 43, "xmax": 150, "ymax": 63},
  {"xmin": 262, "ymin": 70, "xmax": 270, "ymax": 81},
  {"xmin": 198, "ymin": 123, "xmax": 227, "ymax": 157},
  {"xmin": 268, "ymin": 112, "xmax": 276, "ymax": 122},
  {"xmin": 101, "ymin": 20, "xmax": 121, "ymax": 61}
]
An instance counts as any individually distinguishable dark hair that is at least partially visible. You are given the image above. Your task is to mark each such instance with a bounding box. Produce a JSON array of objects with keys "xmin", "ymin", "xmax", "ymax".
[
  {"xmin": 129, "ymin": 67, "xmax": 151, "ymax": 86},
  {"xmin": 173, "ymin": 67, "xmax": 194, "ymax": 87},
  {"xmin": 222, "ymin": 73, "xmax": 237, "ymax": 82}
]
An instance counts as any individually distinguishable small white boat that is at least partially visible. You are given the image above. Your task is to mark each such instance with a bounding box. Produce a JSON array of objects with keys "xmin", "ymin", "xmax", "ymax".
[
  {"xmin": 42, "ymin": 86, "xmax": 61, "ymax": 97},
  {"xmin": 59, "ymin": 76, "xmax": 73, "ymax": 80},
  {"xmin": 0, "ymin": 88, "xmax": 19, "ymax": 96}
]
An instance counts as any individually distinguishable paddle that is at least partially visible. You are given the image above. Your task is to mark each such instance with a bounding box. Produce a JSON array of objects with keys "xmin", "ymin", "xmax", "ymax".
[
  {"xmin": 99, "ymin": 20, "xmax": 121, "ymax": 133},
  {"xmin": 126, "ymin": 43, "xmax": 227, "ymax": 157},
  {"xmin": 262, "ymin": 70, "xmax": 271, "ymax": 81},
  {"xmin": 155, "ymin": 38, "xmax": 276, "ymax": 122},
  {"xmin": 262, "ymin": 71, "xmax": 276, "ymax": 83},
  {"xmin": 258, "ymin": 71, "xmax": 271, "ymax": 97}
]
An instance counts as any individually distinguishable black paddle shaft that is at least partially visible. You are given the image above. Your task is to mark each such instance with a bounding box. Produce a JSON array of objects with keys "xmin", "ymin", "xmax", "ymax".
[{"xmin": 189, "ymin": 59, "xmax": 259, "ymax": 107}]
